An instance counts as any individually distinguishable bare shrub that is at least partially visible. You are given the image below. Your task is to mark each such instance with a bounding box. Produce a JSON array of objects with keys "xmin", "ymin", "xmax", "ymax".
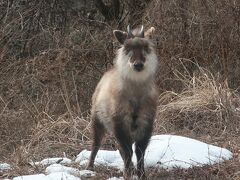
[
  {"xmin": 145, "ymin": 0, "xmax": 240, "ymax": 89},
  {"xmin": 0, "ymin": 0, "xmax": 98, "ymax": 58}
]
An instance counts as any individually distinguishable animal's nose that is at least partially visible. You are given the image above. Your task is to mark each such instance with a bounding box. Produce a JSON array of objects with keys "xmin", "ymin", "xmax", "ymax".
[{"xmin": 133, "ymin": 63, "xmax": 144, "ymax": 71}]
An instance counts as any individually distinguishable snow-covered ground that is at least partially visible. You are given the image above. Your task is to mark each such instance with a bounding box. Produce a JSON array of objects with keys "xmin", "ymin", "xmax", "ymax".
[
  {"xmin": 3, "ymin": 135, "xmax": 233, "ymax": 180},
  {"xmin": 30, "ymin": 157, "xmax": 72, "ymax": 166},
  {"xmin": 77, "ymin": 135, "xmax": 232, "ymax": 170},
  {"xmin": 13, "ymin": 164, "xmax": 95, "ymax": 180}
]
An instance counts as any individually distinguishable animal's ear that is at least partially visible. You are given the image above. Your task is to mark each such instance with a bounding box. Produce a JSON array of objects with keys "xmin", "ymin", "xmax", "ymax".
[
  {"xmin": 145, "ymin": 27, "xmax": 155, "ymax": 39},
  {"xmin": 113, "ymin": 30, "xmax": 128, "ymax": 44}
]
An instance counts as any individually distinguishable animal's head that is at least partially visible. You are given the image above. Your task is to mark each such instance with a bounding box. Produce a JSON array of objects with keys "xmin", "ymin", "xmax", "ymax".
[{"xmin": 114, "ymin": 25, "xmax": 158, "ymax": 82}]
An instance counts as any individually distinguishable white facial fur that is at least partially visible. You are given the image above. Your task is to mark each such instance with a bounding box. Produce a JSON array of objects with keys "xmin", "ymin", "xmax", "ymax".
[{"xmin": 115, "ymin": 46, "xmax": 158, "ymax": 82}]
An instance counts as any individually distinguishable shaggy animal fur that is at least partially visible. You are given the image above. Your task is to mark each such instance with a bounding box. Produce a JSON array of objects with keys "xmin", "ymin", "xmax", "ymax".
[{"xmin": 87, "ymin": 26, "xmax": 158, "ymax": 180}]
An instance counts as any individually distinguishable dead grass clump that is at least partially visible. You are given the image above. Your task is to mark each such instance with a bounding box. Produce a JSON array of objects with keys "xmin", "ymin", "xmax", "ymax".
[
  {"xmin": 24, "ymin": 112, "xmax": 91, "ymax": 160},
  {"xmin": 156, "ymin": 64, "xmax": 240, "ymax": 136},
  {"xmin": 0, "ymin": 107, "xmax": 33, "ymax": 160}
]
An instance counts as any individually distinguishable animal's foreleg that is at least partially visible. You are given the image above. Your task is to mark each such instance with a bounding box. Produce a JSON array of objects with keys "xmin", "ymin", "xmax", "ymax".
[
  {"xmin": 135, "ymin": 124, "xmax": 153, "ymax": 179},
  {"xmin": 114, "ymin": 121, "xmax": 134, "ymax": 179}
]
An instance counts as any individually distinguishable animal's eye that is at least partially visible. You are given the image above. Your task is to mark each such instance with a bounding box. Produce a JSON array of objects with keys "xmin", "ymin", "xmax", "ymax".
[
  {"xmin": 124, "ymin": 45, "xmax": 131, "ymax": 54},
  {"xmin": 143, "ymin": 45, "xmax": 150, "ymax": 53}
]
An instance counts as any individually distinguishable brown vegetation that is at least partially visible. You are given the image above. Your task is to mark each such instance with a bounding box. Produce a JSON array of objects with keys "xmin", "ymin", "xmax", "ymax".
[
  {"xmin": 156, "ymin": 63, "xmax": 240, "ymax": 136},
  {"xmin": 0, "ymin": 0, "xmax": 240, "ymax": 179}
]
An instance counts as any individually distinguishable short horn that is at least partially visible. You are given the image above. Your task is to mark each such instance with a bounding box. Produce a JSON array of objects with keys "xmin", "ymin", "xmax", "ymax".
[
  {"xmin": 139, "ymin": 25, "xmax": 144, "ymax": 38},
  {"xmin": 127, "ymin": 25, "xmax": 134, "ymax": 38}
]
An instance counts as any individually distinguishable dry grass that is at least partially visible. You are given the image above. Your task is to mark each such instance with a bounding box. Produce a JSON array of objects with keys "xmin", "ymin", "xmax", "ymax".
[{"xmin": 155, "ymin": 61, "xmax": 240, "ymax": 137}]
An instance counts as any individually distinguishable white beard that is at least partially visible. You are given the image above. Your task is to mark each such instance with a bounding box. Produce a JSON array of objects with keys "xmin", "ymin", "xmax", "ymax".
[{"xmin": 115, "ymin": 47, "xmax": 158, "ymax": 83}]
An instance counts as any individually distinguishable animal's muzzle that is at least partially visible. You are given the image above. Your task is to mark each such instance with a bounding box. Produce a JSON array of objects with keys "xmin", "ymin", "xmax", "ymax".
[{"xmin": 133, "ymin": 62, "xmax": 144, "ymax": 71}]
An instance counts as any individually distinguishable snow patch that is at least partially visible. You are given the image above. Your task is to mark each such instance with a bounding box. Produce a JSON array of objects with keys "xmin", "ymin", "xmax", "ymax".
[
  {"xmin": 46, "ymin": 164, "xmax": 95, "ymax": 178},
  {"xmin": 78, "ymin": 169, "xmax": 96, "ymax": 178},
  {"xmin": 13, "ymin": 174, "xmax": 49, "ymax": 180},
  {"xmin": 107, "ymin": 176, "xmax": 139, "ymax": 180},
  {"xmin": 45, "ymin": 164, "xmax": 79, "ymax": 176},
  {"xmin": 76, "ymin": 135, "xmax": 233, "ymax": 169},
  {"xmin": 31, "ymin": 157, "xmax": 72, "ymax": 166},
  {"xmin": 13, "ymin": 173, "xmax": 81, "ymax": 180},
  {"xmin": 12, "ymin": 135, "xmax": 233, "ymax": 180},
  {"xmin": 0, "ymin": 163, "xmax": 11, "ymax": 171},
  {"xmin": 76, "ymin": 149, "xmax": 124, "ymax": 170},
  {"xmin": 13, "ymin": 164, "xmax": 95, "ymax": 180},
  {"xmin": 107, "ymin": 177, "xmax": 124, "ymax": 180},
  {"xmin": 47, "ymin": 172, "xmax": 80, "ymax": 180}
]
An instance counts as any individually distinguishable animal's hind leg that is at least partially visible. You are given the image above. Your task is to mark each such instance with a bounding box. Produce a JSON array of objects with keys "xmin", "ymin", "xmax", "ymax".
[{"xmin": 87, "ymin": 116, "xmax": 105, "ymax": 170}]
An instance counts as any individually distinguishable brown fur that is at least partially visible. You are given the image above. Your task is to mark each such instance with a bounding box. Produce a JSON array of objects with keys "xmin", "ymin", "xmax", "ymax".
[{"xmin": 87, "ymin": 26, "xmax": 158, "ymax": 180}]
